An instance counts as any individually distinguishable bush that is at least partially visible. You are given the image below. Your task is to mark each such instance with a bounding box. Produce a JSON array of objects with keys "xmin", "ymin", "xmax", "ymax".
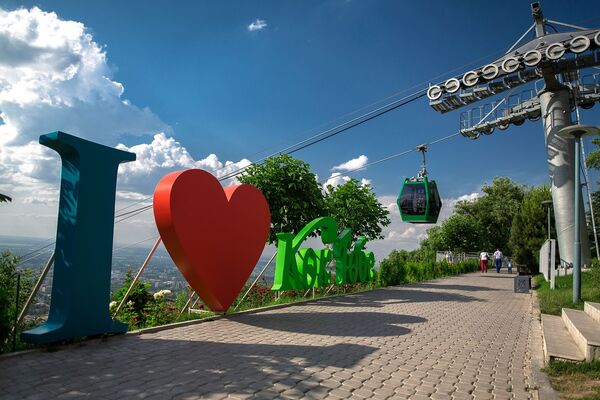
[
  {"xmin": 0, "ymin": 286, "xmax": 10, "ymax": 348},
  {"xmin": 111, "ymin": 268, "xmax": 152, "ymax": 327},
  {"xmin": 0, "ymin": 251, "xmax": 35, "ymax": 353},
  {"xmin": 377, "ymin": 253, "xmax": 478, "ymax": 287}
]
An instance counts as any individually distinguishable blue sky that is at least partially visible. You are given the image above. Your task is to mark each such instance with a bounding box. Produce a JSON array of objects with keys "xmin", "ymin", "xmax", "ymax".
[{"xmin": 0, "ymin": 0, "xmax": 599, "ymax": 256}]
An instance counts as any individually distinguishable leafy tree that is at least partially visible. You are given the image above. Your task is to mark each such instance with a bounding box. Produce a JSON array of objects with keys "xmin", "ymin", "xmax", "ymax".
[
  {"xmin": 585, "ymin": 136, "xmax": 600, "ymax": 170},
  {"xmin": 0, "ymin": 251, "xmax": 34, "ymax": 353},
  {"xmin": 324, "ymin": 179, "xmax": 390, "ymax": 241},
  {"xmin": 0, "ymin": 193, "xmax": 11, "ymax": 203},
  {"xmin": 418, "ymin": 226, "xmax": 445, "ymax": 261},
  {"xmin": 439, "ymin": 214, "xmax": 484, "ymax": 252},
  {"xmin": 238, "ymin": 154, "xmax": 325, "ymax": 243},
  {"xmin": 417, "ymin": 215, "xmax": 484, "ymax": 260},
  {"xmin": 455, "ymin": 177, "xmax": 525, "ymax": 253},
  {"xmin": 588, "ymin": 191, "xmax": 600, "ymax": 257},
  {"xmin": 586, "ymin": 138, "xmax": 600, "ymax": 257},
  {"xmin": 509, "ymin": 185, "xmax": 552, "ymax": 268}
]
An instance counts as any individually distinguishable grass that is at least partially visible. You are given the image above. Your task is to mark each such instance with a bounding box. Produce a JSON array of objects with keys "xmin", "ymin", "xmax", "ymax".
[
  {"xmin": 543, "ymin": 360, "xmax": 600, "ymax": 400},
  {"xmin": 533, "ymin": 271, "xmax": 600, "ymax": 315},
  {"xmin": 534, "ymin": 267, "xmax": 600, "ymax": 399}
]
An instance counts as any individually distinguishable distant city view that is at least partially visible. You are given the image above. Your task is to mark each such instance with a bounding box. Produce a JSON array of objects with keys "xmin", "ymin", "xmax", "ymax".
[{"xmin": 0, "ymin": 235, "xmax": 275, "ymax": 320}]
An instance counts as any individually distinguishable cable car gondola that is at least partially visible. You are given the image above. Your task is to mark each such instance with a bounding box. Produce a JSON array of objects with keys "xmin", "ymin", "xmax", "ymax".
[{"xmin": 397, "ymin": 144, "xmax": 442, "ymax": 224}]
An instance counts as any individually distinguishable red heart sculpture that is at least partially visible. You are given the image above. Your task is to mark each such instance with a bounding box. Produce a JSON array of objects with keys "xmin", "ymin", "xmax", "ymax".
[{"xmin": 153, "ymin": 169, "xmax": 270, "ymax": 312}]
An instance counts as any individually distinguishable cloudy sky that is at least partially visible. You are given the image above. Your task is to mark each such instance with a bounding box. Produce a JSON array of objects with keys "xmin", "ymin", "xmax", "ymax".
[{"xmin": 0, "ymin": 1, "xmax": 599, "ymax": 261}]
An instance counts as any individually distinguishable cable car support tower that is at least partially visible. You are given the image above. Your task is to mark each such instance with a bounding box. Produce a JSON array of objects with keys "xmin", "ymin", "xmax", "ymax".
[{"xmin": 426, "ymin": 2, "xmax": 600, "ymax": 268}]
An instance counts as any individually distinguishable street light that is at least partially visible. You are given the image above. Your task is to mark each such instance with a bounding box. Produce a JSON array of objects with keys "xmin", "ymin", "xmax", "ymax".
[
  {"xmin": 541, "ymin": 200, "xmax": 553, "ymax": 240},
  {"xmin": 557, "ymin": 124, "xmax": 600, "ymax": 303}
]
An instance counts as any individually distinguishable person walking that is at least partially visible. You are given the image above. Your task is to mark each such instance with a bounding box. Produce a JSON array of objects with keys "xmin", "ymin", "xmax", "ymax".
[
  {"xmin": 479, "ymin": 250, "xmax": 488, "ymax": 273},
  {"xmin": 494, "ymin": 248, "xmax": 503, "ymax": 273}
]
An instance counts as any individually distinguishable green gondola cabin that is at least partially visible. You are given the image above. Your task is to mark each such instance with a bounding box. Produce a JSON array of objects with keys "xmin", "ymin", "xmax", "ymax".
[{"xmin": 397, "ymin": 175, "xmax": 442, "ymax": 224}]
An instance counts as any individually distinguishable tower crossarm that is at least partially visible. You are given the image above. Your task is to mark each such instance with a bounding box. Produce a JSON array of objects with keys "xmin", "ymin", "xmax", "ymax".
[{"xmin": 428, "ymin": 29, "xmax": 600, "ymax": 113}]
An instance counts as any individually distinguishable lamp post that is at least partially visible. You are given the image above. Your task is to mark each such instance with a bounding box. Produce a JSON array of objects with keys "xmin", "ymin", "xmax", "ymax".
[
  {"xmin": 541, "ymin": 200, "xmax": 553, "ymax": 240},
  {"xmin": 557, "ymin": 125, "xmax": 600, "ymax": 303}
]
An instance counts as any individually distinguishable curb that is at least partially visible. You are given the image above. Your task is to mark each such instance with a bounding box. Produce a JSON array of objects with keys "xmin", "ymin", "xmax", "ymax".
[{"xmin": 530, "ymin": 290, "xmax": 559, "ymax": 400}]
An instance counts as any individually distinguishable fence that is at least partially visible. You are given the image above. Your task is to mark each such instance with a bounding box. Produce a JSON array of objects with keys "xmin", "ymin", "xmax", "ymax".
[{"xmin": 436, "ymin": 251, "xmax": 479, "ymax": 264}]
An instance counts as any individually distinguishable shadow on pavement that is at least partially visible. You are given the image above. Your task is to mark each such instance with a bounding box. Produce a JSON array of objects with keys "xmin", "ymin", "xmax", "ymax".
[
  {"xmin": 410, "ymin": 282, "xmax": 502, "ymax": 292},
  {"xmin": 0, "ymin": 338, "xmax": 378, "ymax": 399},
  {"xmin": 232, "ymin": 311, "xmax": 425, "ymax": 336},
  {"xmin": 312, "ymin": 287, "xmax": 483, "ymax": 309},
  {"xmin": 481, "ymin": 274, "xmax": 518, "ymax": 279}
]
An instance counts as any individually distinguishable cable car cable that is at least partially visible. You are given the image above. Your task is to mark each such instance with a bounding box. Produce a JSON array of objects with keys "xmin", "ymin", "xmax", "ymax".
[
  {"xmin": 217, "ymin": 91, "xmax": 427, "ymax": 182},
  {"xmin": 321, "ymin": 132, "xmax": 461, "ymax": 185},
  {"xmin": 16, "ymin": 42, "xmax": 519, "ymax": 258},
  {"xmin": 208, "ymin": 45, "xmax": 509, "ymax": 179}
]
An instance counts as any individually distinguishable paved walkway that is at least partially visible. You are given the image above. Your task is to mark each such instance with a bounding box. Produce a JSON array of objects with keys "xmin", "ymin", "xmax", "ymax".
[{"xmin": 0, "ymin": 272, "xmax": 545, "ymax": 399}]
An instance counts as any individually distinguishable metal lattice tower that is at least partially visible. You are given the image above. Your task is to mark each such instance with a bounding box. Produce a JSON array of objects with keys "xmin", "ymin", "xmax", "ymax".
[{"xmin": 426, "ymin": 2, "xmax": 600, "ymax": 267}]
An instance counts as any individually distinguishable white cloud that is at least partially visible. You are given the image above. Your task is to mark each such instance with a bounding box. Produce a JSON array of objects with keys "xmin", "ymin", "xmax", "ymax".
[
  {"xmin": 323, "ymin": 174, "xmax": 351, "ymax": 191},
  {"xmin": 322, "ymin": 173, "xmax": 371, "ymax": 193},
  {"xmin": 387, "ymin": 226, "xmax": 416, "ymax": 240},
  {"xmin": 248, "ymin": 19, "xmax": 267, "ymax": 32},
  {"xmin": 116, "ymin": 133, "xmax": 252, "ymax": 195},
  {"xmin": 331, "ymin": 155, "xmax": 368, "ymax": 172},
  {"xmin": 457, "ymin": 192, "xmax": 480, "ymax": 202},
  {"xmin": 366, "ymin": 191, "xmax": 483, "ymax": 262},
  {"xmin": 0, "ymin": 7, "xmax": 168, "ymax": 147},
  {"xmin": 0, "ymin": 7, "xmax": 252, "ymax": 243},
  {"xmin": 0, "ymin": 6, "xmax": 169, "ymax": 206},
  {"xmin": 360, "ymin": 178, "xmax": 372, "ymax": 187}
]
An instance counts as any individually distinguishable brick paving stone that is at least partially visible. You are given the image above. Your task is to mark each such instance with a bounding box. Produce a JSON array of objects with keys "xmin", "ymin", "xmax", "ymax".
[
  {"xmin": 452, "ymin": 393, "xmax": 474, "ymax": 400},
  {"xmin": 328, "ymin": 387, "xmax": 353, "ymax": 398},
  {"xmin": 0, "ymin": 273, "xmax": 547, "ymax": 399},
  {"xmin": 430, "ymin": 393, "xmax": 453, "ymax": 400}
]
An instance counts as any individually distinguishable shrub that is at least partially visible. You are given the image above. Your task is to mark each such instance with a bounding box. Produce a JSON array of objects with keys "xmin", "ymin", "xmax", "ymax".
[
  {"xmin": 377, "ymin": 252, "xmax": 478, "ymax": 287},
  {"xmin": 112, "ymin": 268, "xmax": 152, "ymax": 326},
  {"xmin": 0, "ymin": 285, "xmax": 10, "ymax": 348},
  {"xmin": 0, "ymin": 251, "xmax": 35, "ymax": 353}
]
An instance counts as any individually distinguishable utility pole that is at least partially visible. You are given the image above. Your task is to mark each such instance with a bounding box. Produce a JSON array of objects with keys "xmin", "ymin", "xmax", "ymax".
[{"xmin": 426, "ymin": 2, "xmax": 600, "ymax": 268}]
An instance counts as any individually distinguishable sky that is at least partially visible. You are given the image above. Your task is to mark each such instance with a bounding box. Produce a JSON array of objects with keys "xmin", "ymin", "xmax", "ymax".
[{"xmin": 0, "ymin": 0, "xmax": 599, "ymax": 261}]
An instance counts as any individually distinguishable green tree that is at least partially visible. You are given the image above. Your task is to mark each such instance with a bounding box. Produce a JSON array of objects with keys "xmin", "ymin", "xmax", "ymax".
[
  {"xmin": 439, "ymin": 214, "xmax": 484, "ymax": 252},
  {"xmin": 238, "ymin": 154, "xmax": 325, "ymax": 243},
  {"xmin": 324, "ymin": 179, "xmax": 390, "ymax": 241},
  {"xmin": 588, "ymin": 191, "xmax": 600, "ymax": 257},
  {"xmin": 0, "ymin": 193, "xmax": 11, "ymax": 203},
  {"xmin": 417, "ymin": 215, "xmax": 483, "ymax": 260},
  {"xmin": 509, "ymin": 185, "xmax": 552, "ymax": 268},
  {"xmin": 585, "ymin": 136, "xmax": 600, "ymax": 170},
  {"xmin": 0, "ymin": 251, "xmax": 34, "ymax": 353},
  {"xmin": 418, "ymin": 226, "xmax": 445, "ymax": 261},
  {"xmin": 455, "ymin": 177, "xmax": 525, "ymax": 253},
  {"xmin": 586, "ymin": 138, "xmax": 600, "ymax": 257}
]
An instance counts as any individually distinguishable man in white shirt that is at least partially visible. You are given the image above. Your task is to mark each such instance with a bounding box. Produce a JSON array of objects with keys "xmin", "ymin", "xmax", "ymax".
[{"xmin": 494, "ymin": 249, "xmax": 503, "ymax": 273}]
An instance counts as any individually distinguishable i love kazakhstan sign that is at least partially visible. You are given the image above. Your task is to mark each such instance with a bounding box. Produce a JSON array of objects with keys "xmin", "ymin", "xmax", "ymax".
[{"xmin": 21, "ymin": 132, "xmax": 375, "ymax": 345}]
